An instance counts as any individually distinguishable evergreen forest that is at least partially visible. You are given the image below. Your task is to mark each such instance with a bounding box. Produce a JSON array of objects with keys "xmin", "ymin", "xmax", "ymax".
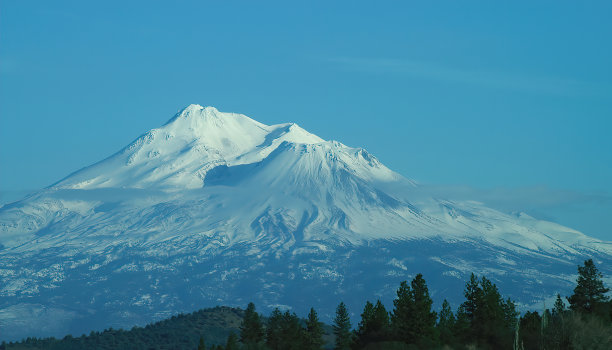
[{"xmin": 3, "ymin": 259, "xmax": 610, "ymax": 350}]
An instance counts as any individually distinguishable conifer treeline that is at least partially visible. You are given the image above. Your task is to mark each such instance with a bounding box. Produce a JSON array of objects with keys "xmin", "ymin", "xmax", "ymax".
[
  {"xmin": 3, "ymin": 260, "xmax": 610, "ymax": 349},
  {"xmin": 235, "ymin": 260, "xmax": 611, "ymax": 350}
]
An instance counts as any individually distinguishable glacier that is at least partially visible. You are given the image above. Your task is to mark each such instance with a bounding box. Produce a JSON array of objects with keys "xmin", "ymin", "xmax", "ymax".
[{"xmin": 0, "ymin": 104, "xmax": 610, "ymax": 340}]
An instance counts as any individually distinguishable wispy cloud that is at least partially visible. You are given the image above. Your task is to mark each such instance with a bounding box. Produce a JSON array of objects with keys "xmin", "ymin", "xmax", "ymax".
[
  {"xmin": 409, "ymin": 184, "xmax": 612, "ymax": 240},
  {"xmin": 0, "ymin": 190, "xmax": 36, "ymax": 206},
  {"xmin": 328, "ymin": 57, "xmax": 605, "ymax": 96},
  {"xmin": 415, "ymin": 184, "xmax": 611, "ymax": 211}
]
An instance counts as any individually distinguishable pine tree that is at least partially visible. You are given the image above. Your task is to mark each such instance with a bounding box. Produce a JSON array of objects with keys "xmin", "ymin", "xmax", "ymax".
[
  {"xmin": 455, "ymin": 274, "xmax": 517, "ymax": 349},
  {"xmin": 437, "ymin": 299, "xmax": 456, "ymax": 346},
  {"xmin": 567, "ymin": 259, "xmax": 610, "ymax": 314},
  {"xmin": 518, "ymin": 311, "xmax": 541, "ymax": 349},
  {"xmin": 547, "ymin": 294, "xmax": 571, "ymax": 350},
  {"xmin": 266, "ymin": 309, "xmax": 306, "ymax": 350},
  {"xmin": 354, "ymin": 301, "xmax": 375, "ymax": 348},
  {"xmin": 240, "ymin": 302, "xmax": 265, "ymax": 346},
  {"xmin": 266, "ymin": 308, "xmax": 283, "ymax": 350},
  {"xmin": 226, "ymin": 332, "xmax": 239, "ymax": 350},
  {"xmin": 370, "ymin": 300, "xmax": 390, "ymax": 341},
  {"xmin": 333, "ymin": 302, "xmax": 352, "ymax": 350},
  {"xmin": 354, "ymin": 299, "xmax": 391, "ymax": 348},
  {"xmin": 390, "ymin": 280, "xmax": 411, "ymax": 342},
  {"xmin": 502, "ymin": 297, "xmax": 519, "ymax": 331},
  {"xmin": 280, "ymin": 311, "xmax": 306, "ymax": 350},
  {"xmin": 408, "ymin": 273, "xmax": 437, "ymax": 346},
  {"xmin": 198, "ymin": 336, "xmax": 206, "ymax": 350},
  {"xmin": 455, "ymin": 272, "xmax": 482, "ymax": 345},
  {"xmin": 306, "ymin": 307, "xmax": 325, "ymax": 350},
  {"xmin": 391, "ymin": 275, "xmax": 437, "ymax": 346},
  {"xmin": 553, "ymin": 293, "xmax": 565, "ymax": 316},
  {"xmin": 462, "ymin": 273, "xmax": 482, "ymax": 324},
  {"xmin": 479, "ymin": 276, "xmax": 515, "ymax": 349}
]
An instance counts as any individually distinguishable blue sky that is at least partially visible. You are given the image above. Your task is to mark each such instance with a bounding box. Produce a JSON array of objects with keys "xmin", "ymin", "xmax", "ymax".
[{"xmin": 1, "ymin": 1, "xmax": 611, "ymax": 239}]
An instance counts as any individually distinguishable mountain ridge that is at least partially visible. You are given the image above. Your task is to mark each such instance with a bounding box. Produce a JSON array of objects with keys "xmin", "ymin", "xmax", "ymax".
[{"xmin": 52, "ymin": 105, "xmax": 327, "ymax": 191}]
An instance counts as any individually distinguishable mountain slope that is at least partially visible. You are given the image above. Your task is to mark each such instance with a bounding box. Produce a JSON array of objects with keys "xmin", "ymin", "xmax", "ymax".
[{"xmin": 0, "ymin": 105, "xmax": 610, "ymax": 341}]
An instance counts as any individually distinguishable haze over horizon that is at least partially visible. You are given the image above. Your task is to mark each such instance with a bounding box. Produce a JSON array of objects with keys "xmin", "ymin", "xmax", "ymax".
[{"xmin": 1, "ymin": 1, "xmax": 611, "ymax": 240}]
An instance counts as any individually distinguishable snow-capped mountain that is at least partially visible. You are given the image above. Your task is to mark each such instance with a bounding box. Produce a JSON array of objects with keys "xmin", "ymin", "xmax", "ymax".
[{"xmin": 0, "ymin": 105, "xmax": 610, "ymax": 340}]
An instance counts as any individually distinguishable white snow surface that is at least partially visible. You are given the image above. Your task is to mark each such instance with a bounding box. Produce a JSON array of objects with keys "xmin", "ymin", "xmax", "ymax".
[
  {"xmin": 1, "ymin": 104, "xmax": 607, "ymax": 256},
  {"xmin": 54, "ymin": 105, "xmax": 346, "ymax": 190}
]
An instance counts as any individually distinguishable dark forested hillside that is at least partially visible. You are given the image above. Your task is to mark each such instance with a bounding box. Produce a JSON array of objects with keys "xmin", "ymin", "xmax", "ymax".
[{"xmin": 2, "ymin": 306, "xmax": 245, "ymax": 350}]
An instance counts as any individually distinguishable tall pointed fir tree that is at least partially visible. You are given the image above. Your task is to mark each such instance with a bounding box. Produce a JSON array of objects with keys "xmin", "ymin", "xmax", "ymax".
[
  {"xmin": 266, "ymin": 309, "xmax": 306, "ymax": 350},
  {"xmin": 355, "ymin": 299, "xmax": 390, "ymax": 348},
  {"xmin": 240, "ymin": 302, "xmax": 265, "ymax": 347},
  {"xmin": 391, "ymin": 274, "xmax": 437, "ymax": 346},
  {"xmin": 479, "ymin": 276, "xmax": 516, "ymax": 349},
  {"xmin": 198, "ymin": 336, "xmax": 206, "ymax": 350},
  {"xmin": 265, "ymin": 308, "xmax": 283, "ymax": 350},
  {"xmin": 460, "ymin": 273, "xmax": 482, "ymax": 324},
  {"xmin": 306, "ymin": 307, "xmax": 325, "ymax": 350},
  {"xmin": 553, "ymin": 293, "xmax": 566, "ymax": 316},
  {"xmin": 333, "ymin": 302, "xmax": 352, "ymax": 350},
  {"xmin": 225, "ymin": 332, "xmax": 239, "ymax": 350},
  {"xmin": 455, "ymin": 272, "xmax": 482, "ymax": 344},
  {"xmin": 355, "ymin": 300, "xmax": 374, "ymax": 347},
  {"xmin": 502, "ymin": 296, "xmax": 519, "ymax": 334},
  {"xmin": 390, "ymin": 280, "xmax": 412, "ymax": 343},
  {"xmin": 354, "ymin": 301, "xmax": 375, "ymax": 348},
  {"xmin": 371, "ymin": 300, "xmax": 390, "ymax": 342},
  {"xmin": 567, "ymin": 259, "xmax": 610, "ymax": 314},
  {"xmin": 281, "ymin": 311, "xmax": 307, "ymax": 350},
  {"xmin": 455, "ymin": 274, "xmax": 517, "ymax": 348},
  {"xmin": 409, "ymin": 274, "xmax": 438, "ymax": 346},
  {"xmin": 437, "ymin": 299, "xmax": 456, "ymax": 346},
  {"xmin": 518, "ymin": 311, "xmax": 541, "ymax": 349}
]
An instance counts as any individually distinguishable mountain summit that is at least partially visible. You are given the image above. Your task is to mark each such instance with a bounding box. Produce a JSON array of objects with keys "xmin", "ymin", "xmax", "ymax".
[
  {"xmin": 54, "ymin": 104, "xmax": 325, "ymax": 190},
  {"xmin": 0, "ymin": 105, "xmax": 610, "ymax": 340}
]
